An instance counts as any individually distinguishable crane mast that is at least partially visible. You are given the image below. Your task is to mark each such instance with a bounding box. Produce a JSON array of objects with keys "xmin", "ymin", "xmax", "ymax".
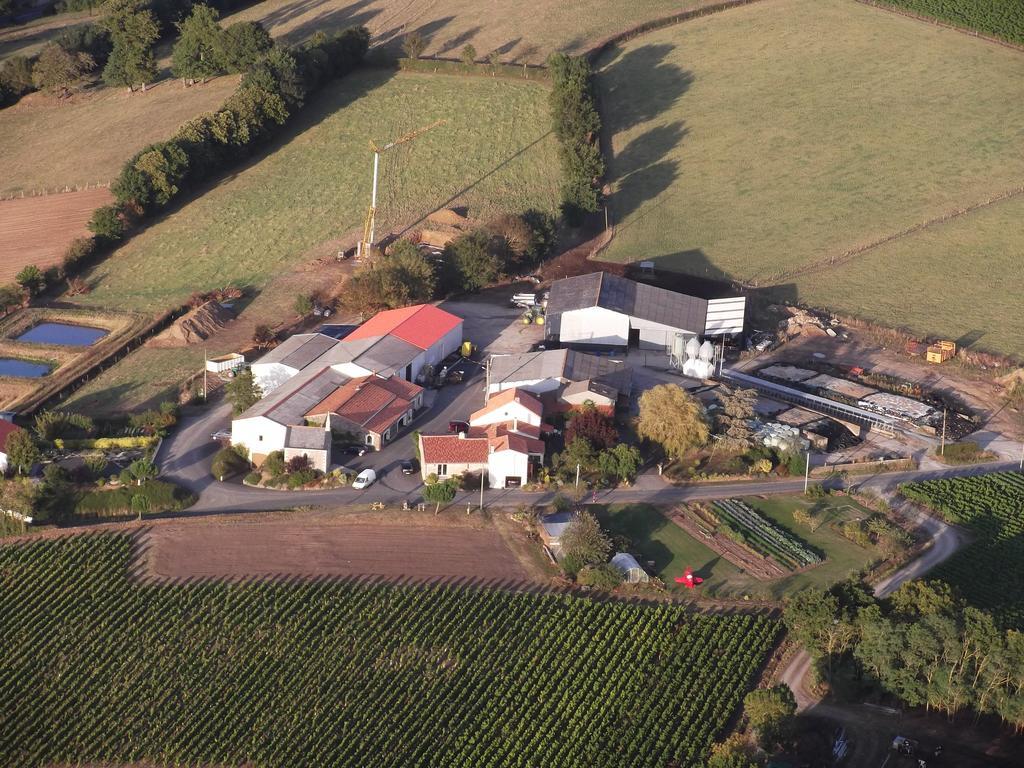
[{"xmin": 358, "ymin": 119, "xmax": 447, "ymax": 259}]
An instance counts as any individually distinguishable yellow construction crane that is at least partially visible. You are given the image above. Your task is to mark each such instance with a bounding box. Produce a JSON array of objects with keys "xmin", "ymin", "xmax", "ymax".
[{"xmin": 358, "ymin": 119, "xmax": 447, "ymax": 258}]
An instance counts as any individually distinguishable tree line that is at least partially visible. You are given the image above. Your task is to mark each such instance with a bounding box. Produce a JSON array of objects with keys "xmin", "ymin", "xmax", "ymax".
[
  {"xmin": 1, "ymin": 0, "xmax": 268, "ymax": 106},
  {"xmin": 547, "ymin": 52, "xmax": 604, "ymax": 225},
  {"xmin": 785, "ymin": 579, "xmax": 1024, "ymax": 731},
  {"xmin": 0, "ymin": 21, "xmax": 370, "ymax": 308}
]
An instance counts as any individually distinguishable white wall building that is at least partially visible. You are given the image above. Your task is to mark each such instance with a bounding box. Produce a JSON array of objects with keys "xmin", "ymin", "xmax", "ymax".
[{"xmin": 545, "ymin": 272, "xmax": 746, "ymax": 351}]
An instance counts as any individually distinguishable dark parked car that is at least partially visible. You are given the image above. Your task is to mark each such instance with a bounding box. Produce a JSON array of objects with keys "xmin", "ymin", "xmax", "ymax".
[
  {"xmin": 340, "ymin": 444, "xmax": 368, "ymax": 457},
  {"xmin": 400, "ymin": 459, "xmax": 417, "ymax": 475},
  {"xmin": 448, "ymin": 420, "xmax": 469, "ymax": 434}
]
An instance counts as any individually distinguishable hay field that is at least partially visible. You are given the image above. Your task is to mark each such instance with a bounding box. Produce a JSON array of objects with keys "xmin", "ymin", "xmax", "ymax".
[
  {"xmin": 597, "ymin": 0, "xmax": 1024, "ymax": 357},
  {"xmin": 0, "ymin": 76, "xmax": 240, "ymax": 194},
  {"xmin": 73, "ymin": 70, "xmax": 560, "ymax": 312},
  {"xmin": 222, "ymin": 0, "xmax": 717, "ymax": 63},
  {"xmin": 792, "ymin": 194, "xmax": 1024, "ymax": 356}
]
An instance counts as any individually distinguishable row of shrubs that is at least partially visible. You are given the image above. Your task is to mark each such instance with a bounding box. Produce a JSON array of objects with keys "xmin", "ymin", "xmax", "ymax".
[
  {"xmin": 547, "ymin": 53, "xmax": 604, "ymax": 225},
  {"xmin": 76, "ymin": 478, "xmax": 197, "ymax": 517},
  {"xmin": 2, "ymin": 25, "xmax": 370, "ymax": 307}
]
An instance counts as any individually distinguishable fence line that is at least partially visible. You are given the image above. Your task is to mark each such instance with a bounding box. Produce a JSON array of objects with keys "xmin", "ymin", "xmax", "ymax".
[{"xmin": 1, "ymin": 181, "xmax": 113, "ymax": 202}]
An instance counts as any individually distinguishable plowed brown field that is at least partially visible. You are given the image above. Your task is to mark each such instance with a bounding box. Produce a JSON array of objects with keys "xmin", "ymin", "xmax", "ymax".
[
  {"xmin": 0, "ymin": 187, "xmax": 112, "ymax": 281},
  {"xmin": 140, "ymin": 519, "xmax": 532, "ymax": 584}
]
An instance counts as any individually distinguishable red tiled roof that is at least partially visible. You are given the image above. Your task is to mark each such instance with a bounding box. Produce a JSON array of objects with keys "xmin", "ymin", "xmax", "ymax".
[
  {"xmin": 469, "ymin": 422, "xmax": 545, "ymax": 455},
  {"xmin": 471, "ymin": 388, "xmax": 543, "ymax": 422},
  {"xmin": 420, "ymin": 434, "xmax": 488, "ymax": 464},
  {"xmin": 307, "ymin": 375, "xmax": 421, "ymax": 435},
  {"xmin": 345, "ymin": 304, "xmax": 462, "ymax": 350},
  {"xmin": 0, "ymin": 420, "xmax": 21, "ymax": 452}
]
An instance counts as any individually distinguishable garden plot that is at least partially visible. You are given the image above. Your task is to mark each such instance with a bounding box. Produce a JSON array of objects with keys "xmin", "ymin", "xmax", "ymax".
[{"xmin": 712, "ymin": 499, "xmax": 822, "ymax": 572}]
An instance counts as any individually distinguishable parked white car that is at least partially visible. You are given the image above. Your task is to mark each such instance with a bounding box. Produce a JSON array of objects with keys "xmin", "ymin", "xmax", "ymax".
[{"xmin": 352, "ymin": 469, "xmax": 376, "ymax": 490}]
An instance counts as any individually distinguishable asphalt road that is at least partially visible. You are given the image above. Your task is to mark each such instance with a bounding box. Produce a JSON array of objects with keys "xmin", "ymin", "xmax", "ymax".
[{"xmin": 159, "ymin": 390, "xmax": 1020, "ymax": 517}]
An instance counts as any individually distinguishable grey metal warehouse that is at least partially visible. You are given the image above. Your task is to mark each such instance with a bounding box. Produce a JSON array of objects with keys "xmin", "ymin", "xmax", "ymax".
[{"xmin": 544, "ymin": 272, "xmax": 746, "ymax": 351}]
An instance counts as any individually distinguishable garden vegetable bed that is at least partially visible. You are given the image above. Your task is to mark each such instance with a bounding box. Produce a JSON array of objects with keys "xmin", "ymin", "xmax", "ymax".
[{"xmin": 712, "ymin": 499, "xmax": 822, "ymax": 571}]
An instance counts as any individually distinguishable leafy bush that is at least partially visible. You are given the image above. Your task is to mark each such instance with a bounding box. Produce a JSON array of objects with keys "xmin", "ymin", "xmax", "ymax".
[
  {"xmin": 244, "ymin": 471, "xmax": 262, "ymax": 485},
  {"xmin": 576, "ymin": 562, "xmax": 623, "ymax": 590},
  {"xmin": 262, "ymin": 450, "xmax": 285, "ymax": 477},
  {"xmin": 936, "ymin": 441, "xmax": 993, "ymax": 465},
  {"xmin": 211, "ymin": 447, "xmax": 249, "ymax": 479},
  {"xmin": 286, "ymin": 468, "xmax": 318, "ymax": 488},
  {"xmin": 75, "ymin": 480, "xmax": 196, "ymax": 517},
  {"xmin": 62, "ymin": 436, "xmax": 158, "ymax": 450}
]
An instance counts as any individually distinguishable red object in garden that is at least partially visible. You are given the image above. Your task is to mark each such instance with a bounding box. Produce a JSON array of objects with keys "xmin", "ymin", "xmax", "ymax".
[{"xmin": 674, "ymin": 567, "xmax": 704, "ymax": 589}]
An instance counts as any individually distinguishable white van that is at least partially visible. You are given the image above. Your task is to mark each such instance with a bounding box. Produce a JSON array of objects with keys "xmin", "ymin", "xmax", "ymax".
[{"xmin": 352, "ymin": 469, "xmax": 377, "ymax": 490}]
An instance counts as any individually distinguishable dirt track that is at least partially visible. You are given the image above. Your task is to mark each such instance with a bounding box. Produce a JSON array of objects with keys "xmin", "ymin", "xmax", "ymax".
[
  {"xmin": 0, "ymin": 187, "xmax": 113, "ymax": 280},
  {"xmin": 140, "ymin": 518, "xmax": 532, "ymax": 583}
]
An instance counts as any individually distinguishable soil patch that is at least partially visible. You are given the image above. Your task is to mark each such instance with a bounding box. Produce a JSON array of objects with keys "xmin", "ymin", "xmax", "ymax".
[
  {"xmin": 0, "ymin": 187, "xmax": 113, "ymax": 281},
  {"xmin": 147, "ymin": 300, "xmax": 235, "ymax": 348},
  {"xmin": 140, "ymin": 518, "xmax": 531, "ymax": 583}
]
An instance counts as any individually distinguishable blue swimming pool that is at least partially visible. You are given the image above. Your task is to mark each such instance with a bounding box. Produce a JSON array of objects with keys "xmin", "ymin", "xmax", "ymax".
[
  {"xmin": 16, "ymin": 322, "xmax": 107, "ymax": 346},
  {"xmin": 0, "ymin": 358, "xmax": 51, "ymax": 378}
]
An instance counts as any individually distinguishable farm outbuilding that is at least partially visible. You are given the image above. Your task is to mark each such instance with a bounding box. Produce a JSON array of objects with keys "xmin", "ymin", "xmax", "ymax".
[
  {"xmin": 545, "ymin": 272, "xmax": 746, "ymax": 352},
  {"xmin": 206, "ymin": 353, "xmax": 245, "ymax": 374},
  {"xmin": 611, "ymin": 552, "xmax": 650, "ymax": 584},
  {"xmin": 539, "ymin": 511, "xmax": 575, "ymax": 552},
  {"xmin": 283, "ymin": 426, "xmax": 331, "ymax": 473}
]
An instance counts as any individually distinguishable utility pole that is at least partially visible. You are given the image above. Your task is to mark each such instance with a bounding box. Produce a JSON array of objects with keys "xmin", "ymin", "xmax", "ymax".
[
  {"xmin": 940, "ymin": 408, "xmax": 947, "ymax": 456},
  {"xmin": 479, "ymin": 471, "xmax": 485, "ymax": 512},
  {"xmin": 1019, "ymin": 441, "xmax": 1023, "ymax": 471},
  {"xmin": 575, "ymin": 464, "xmax": 581, "ymax": 493},
  {"xmin": 804, "ymin": 450, "xmax": 811, "ymax": 494},
  {"xmin": 203, "ymin": 348, "xmax": 208, "ymax": 401}
]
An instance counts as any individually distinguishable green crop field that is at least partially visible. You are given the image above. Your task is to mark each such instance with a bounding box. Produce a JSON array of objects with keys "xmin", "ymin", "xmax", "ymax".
[
  {"xmin": 0, "ymin": 533, "xmax": 779, "ymax": 767},
  {"xmin": 0, "ymin": 76, "xmax": 240, "ymax": 194},
  {"xmin": 222, "ymin": 0, "xmax": 716, "ymax": 63},
  {"xmin": 599, "ymin": 497, "xmax": 877, "ymax": 600},
  {"xmin": 73, "ymin": 70, "xmax": 559, "ymax": 312},
  {"xmin": 901, "ymin": 472, "xmax": 1024, "ymax": 630},
  {"xmin": 597, "ymin": 0, "xmax": 1024, "ymax": 358}
]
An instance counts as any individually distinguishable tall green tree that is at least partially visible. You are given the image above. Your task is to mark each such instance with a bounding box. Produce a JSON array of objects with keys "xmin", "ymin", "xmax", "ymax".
[
  {"xmin": 5, "ymin": 429, "xmax": 40, "ymax": 475},
  {"xmin": 560, "ymin": 510, "xmax": 611, "ymax": 572},
  {"xmin": 635, "ymin": 384, "xmax": 709, "ymax": 458},
  {"xmin": 217, "ymin": 21, "xmax": 272, "ymax": 71},
  {"xmin": 441, "ymin": 230, "xmax": 501, "ymax": 294},
  {"xmin": 225, "ymin": 369, "xmax": 262, "ymax": 415},
  {"xmin": 743, "ymin": 685, "xmax": 796, "ymax": 749},
  {"xmin": 15, "ymin": 265, "xmax": 45, "ymax": 297},
  {"xmin": 171, "ymin": 4, "xmax": 224, "ymax": 83},
  {"xmin": 101, "ymin": 0, "xmax": 160, "ymax": 92},
  {"xmin": 32, "ymin": 42, "xmax": 95, "ymax": 96}
]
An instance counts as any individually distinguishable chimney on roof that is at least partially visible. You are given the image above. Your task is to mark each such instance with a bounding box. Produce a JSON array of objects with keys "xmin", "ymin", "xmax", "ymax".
[
  {"xmin": 458, "ymin": 432, "xmax": 466, "ymax": 439},
  {"xmin": 513, "ymin": 417, "xmax": 518, "ymax": 432}
]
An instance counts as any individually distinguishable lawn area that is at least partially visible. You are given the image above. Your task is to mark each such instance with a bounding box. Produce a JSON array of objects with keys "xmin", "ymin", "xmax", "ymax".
[
  {"xmin": 222, "ymin": 0, "xmax": 716, "ymax": 63},
  {"xmin": 600, "ymin": 496, "xmax": 878, "ymax": 600},
  {"xmin": 0, "ymin": 76, "xmax": 240, "ymax": 194},
  {"xmin": 597, "ymin": 0, "xmax": 1024, "ymax": 358},
  {"xmin": 0, "ymin": 10, "xmax": 95, "ymax": 60},
  {"xmin": 73, "ymin": 70, "xmax": 559, "ymax": 312}
]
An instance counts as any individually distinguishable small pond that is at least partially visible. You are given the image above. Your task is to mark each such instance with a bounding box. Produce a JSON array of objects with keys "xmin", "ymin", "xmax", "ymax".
[
  {"xmin": 0, "ymin": 358, "xmax": 52, "ymax": 378},
  {"xmin": 16, "ymin": 322, "xmax": 108, "ymax": 346}
]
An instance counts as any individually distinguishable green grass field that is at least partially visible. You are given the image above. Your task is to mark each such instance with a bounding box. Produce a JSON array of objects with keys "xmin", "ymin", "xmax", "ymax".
[
  {"xmin": 597, "ymin": 0, "xmax": 1024, "ymax": 358},
  {"xmin": 73, "ymin": 70, "xmax": 559, "ymax": 312},
  {"xmin": 0, "ymin": 76, "xmax": 240, "ymax": 193},
  {"xmin": 600, "ymin": 496, "xmax": 878, "ymax": 600},
  {"xmin": 0, "ymin": 532, "xmax": 779, "ymax": 767}
]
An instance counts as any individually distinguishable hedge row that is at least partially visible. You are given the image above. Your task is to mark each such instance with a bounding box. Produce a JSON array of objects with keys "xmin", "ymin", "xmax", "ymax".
[
  {"xmin": 100, "ymin": 26, "xmax": 368, "ymax": 227},
  {"xmin": 863, "ymin": 0, "xmax": 1024, "ymax": 46},
  {"xmin": 59, "ymin": 435, "xmax": 159, "ymax": 450},
  {"xmin": 75, "ymin": 479, "xmax": 196, "ymax": 517},
  {"xmin": 547, "ymin": 53, "xmax": 603, "ymax": 225}
]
